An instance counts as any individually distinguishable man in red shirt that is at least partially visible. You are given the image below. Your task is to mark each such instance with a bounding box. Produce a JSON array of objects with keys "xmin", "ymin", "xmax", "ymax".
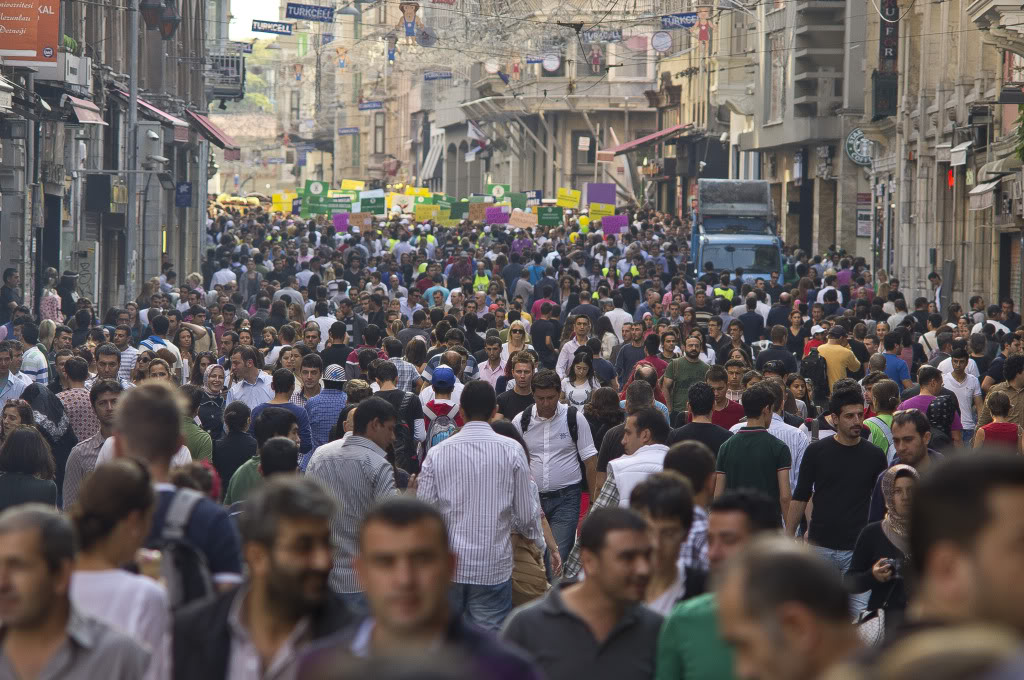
[{"xmin": 702, "ymin": 364, "xmax": 745, "ymax": 429}]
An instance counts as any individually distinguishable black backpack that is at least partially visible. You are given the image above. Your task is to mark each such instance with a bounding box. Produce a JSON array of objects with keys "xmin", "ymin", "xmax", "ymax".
[
  {"xmin": 390, "ymin": 392, "xmax": 418, "ymax": 474},
  {"xmin": 800, "ymin": 347, "xmax": 830, "ymax": 400},
  {"xmin": 155, "ymin": 489, "xmax": 215, "ymax": 609}
]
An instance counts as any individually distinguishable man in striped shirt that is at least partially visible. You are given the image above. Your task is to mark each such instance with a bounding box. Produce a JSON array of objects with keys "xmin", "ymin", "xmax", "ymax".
[
  {"xmin": 19, "ymin": 321, "xmax": 48, "ymax": 386},
  {"xmin": 417, "ymin": 380, "xmax": 542, "ymax": 631}
]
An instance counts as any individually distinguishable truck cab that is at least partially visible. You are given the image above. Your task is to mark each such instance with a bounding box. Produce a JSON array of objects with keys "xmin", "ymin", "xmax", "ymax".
[{"xmin": 691, "ymin": 179, "xmax": 784, "ymax": 285}]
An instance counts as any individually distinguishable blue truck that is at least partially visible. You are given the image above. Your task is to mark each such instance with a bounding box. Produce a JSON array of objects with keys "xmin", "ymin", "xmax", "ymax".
[{"xmin": 690, "ymin": 179, "xmax": 785, "ymax": 285}]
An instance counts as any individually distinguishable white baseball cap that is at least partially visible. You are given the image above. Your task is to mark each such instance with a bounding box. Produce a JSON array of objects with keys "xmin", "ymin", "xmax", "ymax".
[{"xmin": 811, "ymin": 325, "xmax": 826, "ymax": 335}]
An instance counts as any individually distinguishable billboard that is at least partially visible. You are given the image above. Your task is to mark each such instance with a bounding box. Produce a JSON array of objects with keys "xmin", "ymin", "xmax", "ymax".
[{"xmin": 0, "ymin": 0, "xmax": 61, "ymax": 69}]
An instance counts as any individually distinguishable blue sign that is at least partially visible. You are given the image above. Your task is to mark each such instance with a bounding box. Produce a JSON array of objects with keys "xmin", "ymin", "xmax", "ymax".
[
  {"xmin": 526, "ymin": 55, "xmax": 543, "ymax": 64},
  {"xmin": 175, "ymin": 182, "xmax": 192, "ymax": 208},
  {"xmin": 321, "ymin": 33, "xmax": 334, "ymax": 45},
  {"xmin": 338, "ymin": 127, "xmax": 359, "ymax": 135},
  {"xmin": 581, "ymin": 28, "xmax": 622, "ymax": 42},
  {"xmin": 251, "ymin": 19, "xmax": 293, "ymax": 34},
  {"xmin": 525, "ymin": 189, "xmax": 543, "ymax": 205},
  {"xmin": 266, "ymin": 157, "xmax": 286, "ymax": 164},
  {"xmin": 424, "ymin": 71, "xmax": 452, "ymax": 81},
  {"xmin": 285, "ymin": 2, "xmax": 334, "ymax": 22},
  {"xmin": 358, "ymin": 101, "xmax": 383, "ymax": 110},
  {"xmin": 292, "ymin": 198, "xmax": 302, "ymax": 213},
  {"xmin": 296, "ymin": 150, "xmax": 307, "ymax": 167},
  {"xmin": 660, "ymin": 12, "xmax": 697, "ymax": 29}
]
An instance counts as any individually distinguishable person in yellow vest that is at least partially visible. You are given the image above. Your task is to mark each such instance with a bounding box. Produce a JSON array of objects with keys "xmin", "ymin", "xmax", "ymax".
[
  {"xmin": 713, "ymin": 272, "xmax": 735, "ymax": 303},
  {"xmin": 473, "ymin": 261, "xmax": 491, "ymax": 292}
]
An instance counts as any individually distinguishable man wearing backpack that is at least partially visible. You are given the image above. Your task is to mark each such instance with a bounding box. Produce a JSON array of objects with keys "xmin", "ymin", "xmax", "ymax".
[
  {"xmin": 373, "ymin": 361, "xmax": 425, "ymax": 474},
  {"xmin": 512, "ymin": 369, "xmax": 599, "ymax": 564},
  {"xmin": 864, "ymin": 379, "xmax": 900, "ymax": 464},
  {"xmin": 174, "ymin": 477, "xmax": 354, "ymax": 680},
  {"xmin": 800, "ymin": 334, "xmax": 831, "ymax": 412},
  {"xmin": 423, "ymin": 367, "xmax": 464, "ymax": 458},
  {"xmin": 113, "ymin": 382, "xmax": 243, "ymax": 606}
]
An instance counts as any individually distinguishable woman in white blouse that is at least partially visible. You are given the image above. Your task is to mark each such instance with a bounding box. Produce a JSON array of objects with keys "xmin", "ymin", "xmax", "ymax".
[
  {"xmin": 560, "ymin": 351, "xmax": 601, "ymax": 407},
  {"xmin": 501, "ymin": 320, "xmax": 534, "ymax": 362}
]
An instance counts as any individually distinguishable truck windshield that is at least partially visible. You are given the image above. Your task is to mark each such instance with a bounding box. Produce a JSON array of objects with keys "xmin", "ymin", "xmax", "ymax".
[{"xmin": 702, "ymin": 244, "xmax": 781, "ymax": 273}]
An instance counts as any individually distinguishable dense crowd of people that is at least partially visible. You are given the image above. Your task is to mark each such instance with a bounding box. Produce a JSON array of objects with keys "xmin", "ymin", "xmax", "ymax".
[{"xmin": 0, "ymin": 205, "xmax": 1021, "ymax": 679}]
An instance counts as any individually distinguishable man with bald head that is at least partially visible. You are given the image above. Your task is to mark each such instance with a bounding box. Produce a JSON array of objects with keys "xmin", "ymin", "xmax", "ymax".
[{"xmin": 767, "ymin": 292, "xmax": 793, "ymax": 328}]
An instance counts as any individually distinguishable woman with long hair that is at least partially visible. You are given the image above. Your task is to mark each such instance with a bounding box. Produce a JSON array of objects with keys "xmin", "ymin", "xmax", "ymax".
[
  {"xmin": 594, "ymin": 316, "xmax": 617, "ymax": 360},
  {"xmin": 502, "ymin": 320, "xmax": 534, "ymax": 363},
  {"xmin": 0, "ymin": 425, "xmax": 57, "ymax": 510},
  {"xmin": 70, "ymin": 459, "xmax": 168, "ymax": 678},
  {"xmin": 785, "ymin": 373, "xmax": 815, "ymax": 420},
  {"xmin": 796, "ymin": 277, "xmax": 814, "ymax": 304},
  {"xmin": 583, "ymin": 386, "xmax": 625, "ymax": 448},
  {"xmin": 846, "ymin": 464, "xmax": 917, "ymax": 633},
  {"xmin": 132, "ymin": 350, "xmax": 156, "ymax": 384},
  {"xmin": 561, "ymin": 350, "xmax": 600, "ymax": 407},
  {"xmin": 188, "ymin": 352, "xmax": 218, "ymax": 387},
  {"xmin": 679, "ymin": 306, "xmax": 697, "ymax": 339},
  {"xmin": 238, "ymin": 327, "xmax": 255, "ymax": 348},
  {"xmin": 198, "ymin": 363, "xmax": 226, "ymax": 437},
  {"xmin": 147, "ymin": 358, "xmax": 173, "ymax": 382},
  {"xmin": 404, "ymin": 336, "xmax": 428, "ymax": 376},
  {"xmin": 267, "ymin": 300, "xmax": 288, "ymax": 330},
  {"xmin": 38, "ymin": 320, "xmax": 57, "ymax": 359},
  {"xmin": 173, "ymin": 326, "xmax": 196, "ymax": 385},
  {"xmin": 787, "ymin": 308, "xmax": 807, "ymax": 358},
  {"xmin": 0, "ymin": 399, "xmax": 34, "ymax": 446}
]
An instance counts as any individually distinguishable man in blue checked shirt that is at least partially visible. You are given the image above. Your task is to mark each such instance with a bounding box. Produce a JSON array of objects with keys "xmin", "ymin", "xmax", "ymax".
[{"xmin": 305, "ymin": 363, "xmax": 348, "ymax": 453}]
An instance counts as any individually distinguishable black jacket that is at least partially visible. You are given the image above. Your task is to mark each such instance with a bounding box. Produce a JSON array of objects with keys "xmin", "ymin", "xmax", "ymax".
[{"xmin": 172, "ymin": 587, "xmax": 353, "ymax": 680}]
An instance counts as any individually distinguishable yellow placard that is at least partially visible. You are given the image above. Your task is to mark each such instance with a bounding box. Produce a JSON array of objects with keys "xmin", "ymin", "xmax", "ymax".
[
  {"xmin": 589, "ymin": 202, "xmax": 615, "ymax": 222},
  {"xmin": 341, "ymin": 179, "xmax": 365, "ymax": 191},
  {"xmin": 390, "ymin": 193, "xmax": 415, "ymax": 214},
  {"xmin": 414, "ymin": 204, "xmax": 441, "ymax": 221},
  {"xmin": 556, "ymin": 187, "xmax": 581, "ymax": 209},
  {"xmin": 405, "ymin": 186, "xmax": 432, "ymax": 197}
]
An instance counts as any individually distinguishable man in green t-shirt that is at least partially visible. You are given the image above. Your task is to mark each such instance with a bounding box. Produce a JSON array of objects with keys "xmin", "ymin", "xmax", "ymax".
[
  {"xmin": 654, "ymin": 489, "xmax": 782, "ymax": 680},
  {"xmin": 662, "ymin": 335, "xmax": 710, "ymax": 414},
  {"xmin": 714, "ymin": 383, "xmax": 792, "ymax": 517}
]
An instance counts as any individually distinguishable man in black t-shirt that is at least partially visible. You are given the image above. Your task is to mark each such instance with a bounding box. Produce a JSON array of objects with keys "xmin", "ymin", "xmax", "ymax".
[
  {"xmin": 373, "ymin": 362, "xmax": 425, "ymax": 474},
  {"xmin": 667, "ymin": 382, "xmax": 732, "ymax": 456},
  {"xmin": 496, "ymin": 353, "xmax": 535, "ymax": 420},
  {"xmin": 754, "ymin": 325, "xmax": 799, "ymax": 375},
  {"xmin": 320, "ymin": 322, "xmax": 352, "ymax": 377},
  {"xmin": 529, "ymin": 303, "xmax": 560, "ymax": 370}
]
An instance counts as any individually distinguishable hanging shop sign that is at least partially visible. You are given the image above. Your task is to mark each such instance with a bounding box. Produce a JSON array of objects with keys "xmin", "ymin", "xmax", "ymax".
[
  {"xmin": 358, "ymin": 101, "xmax": 383, "ymax": 110},
  {"xmin": 0, "ymin": 0, "xmax": 61, "ymax": 69},
  {"xmin": 338, "ymin": 127, "xmax": 359, "ymax": 135},
  {"xmin": 424, "ymin": 71, "xmax": 452, "ymax": 80},
  {"xmin": 581, "ymin": 28, "xmax": 622, "ymax": 42},
  {"xmin": 251, "ymin": 20, "xmax": 293, "ymax": 34},
  {"xmin": 651, "ymin": 31, "xmax": 672, "ymax": 52},
  {"xmin": 285, "ymin": 2, "xmax": 334, "ymax": 22},
  {"xmin": 845, "ymin": 129, "xmax": 873, "ymax": 167},
  {"xmin": 542, "ymin": 54, "xmax": 561, "ymax": 72},
  {"xmin": 660, "ymin": 13, "xmax": 697, "ymax": 29}
]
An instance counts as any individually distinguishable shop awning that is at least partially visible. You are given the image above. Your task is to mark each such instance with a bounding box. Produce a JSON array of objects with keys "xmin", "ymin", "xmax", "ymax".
[
  {"xmin": 419, "ymin": 130, "xmax": 445, "ymax": 183},
  {"xmin": 950, "ymin": 140, "xmax": 973, "ymax": 167},
  {"xmin": 185, "ymin": 109, "xmax": 241, "ymax": 160},
  {"xmin": 65, "ymin": 95, "xmax": 107, "ymax": 125},
  {"xmin": 0, "ymin": 76, "xmax": 13, "ymax": 112},
  {"xmin": 116, "ymin": 90, "xmax": 189, "ymax": 142},
  {"xmin": 968, "ymin": 180, "xmax": 1000, "ymax": 211},
  {"xmin": 978, "ymin": 154, "xmax": 1022, "ymax": 179},
  {"xmin": 596, "ymin": 123, "xmax": 693, "ymax": 163}
]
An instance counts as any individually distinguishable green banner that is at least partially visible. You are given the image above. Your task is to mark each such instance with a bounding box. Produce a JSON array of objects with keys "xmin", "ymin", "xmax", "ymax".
[
  {"xmin": 509, "ymin": 192, "xmax": 527, "ymax": 211},
  {"xmin": 414, "ymin": 194, "xmax": 435, "ymax": 205},
  {"xmin": 301, "ymin": 194, "xmax": 351, "ymax": 218},
  {"xmin": 486, "ymin": 183, "xmax": 511, "ymax": 200},
  {"xmin": 448, "ymin": 201, "xmax": 469, "ymax": 219},
  {"xmin": 360, "ymin": 196, "xmax": 386, "ymax": 215},
  {"xmin": 537, "ymin": 206, "xmax": 564, "ymax": 226}
]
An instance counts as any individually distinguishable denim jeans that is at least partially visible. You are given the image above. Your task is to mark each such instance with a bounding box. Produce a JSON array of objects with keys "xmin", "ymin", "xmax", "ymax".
[
  {"xmin": 963, "ymin": 429, "xmax": 975, "ymax": 446},
  {"xmin": 338, "ymin": 591, "xmax": 370, "ymax": 618},
  {"xmin": 449, "ymin": 580, "xmax": 513, "ymax": 631},
  {"xmin": 812, "ymin": 546, "xmax": 869, "ymax": 616},
  {"xmin": 540, "ymin": 485, "xmax": 582, "ymax": 564}
]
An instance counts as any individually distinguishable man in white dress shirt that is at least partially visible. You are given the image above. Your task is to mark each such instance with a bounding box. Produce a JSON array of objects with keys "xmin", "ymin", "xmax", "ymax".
[
  {"xmin": 555, "ymin": 315, "xmax": 592, "ymax": 379},
  {"xmin": 225, "ymin": 345, "xmax": 273, "ymax": 410},
  {"xmin": 417, "ymin": 380, "xmax": 542, "ymax": 631}
]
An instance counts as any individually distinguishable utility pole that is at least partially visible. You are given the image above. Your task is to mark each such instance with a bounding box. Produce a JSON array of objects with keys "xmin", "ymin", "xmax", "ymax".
[{"xmin": 125, "ymin": 0, "xmax": 140, "ymax": 304}]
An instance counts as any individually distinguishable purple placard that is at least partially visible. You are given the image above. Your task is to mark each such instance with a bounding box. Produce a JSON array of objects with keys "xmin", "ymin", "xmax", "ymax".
[
  {"xmin": 333, "ymin": 212, "xmax": 349, "ymax": 232},
  {"xmin": 586, "ymin": 182, "xmax": 616, "ymax": 206},
  {"xmin": 601, "ymin": 213, "xmax": 628, "ymax": 234},
  {"xmin": 485, "ymin": 206, "xmax": 511, "ymax": 224}
]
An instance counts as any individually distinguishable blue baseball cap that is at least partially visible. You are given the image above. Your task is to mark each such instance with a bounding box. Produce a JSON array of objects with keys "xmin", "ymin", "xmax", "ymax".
[{"xmin": 431, "ymin": 366, "xmax": 456, "ymax": 389}]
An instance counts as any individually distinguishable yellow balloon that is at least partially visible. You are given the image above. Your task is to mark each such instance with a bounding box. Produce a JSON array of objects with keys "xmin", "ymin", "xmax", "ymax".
[
  {"xmin": 569, "ymin": 232, "xmax": 579, "ymax": 243},
  {"xmin": 579, "ymin": 215, "xmax": 590, "ymax": 227}
]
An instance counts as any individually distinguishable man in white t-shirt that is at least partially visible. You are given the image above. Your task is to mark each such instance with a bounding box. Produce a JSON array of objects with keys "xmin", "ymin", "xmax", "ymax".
[{"xmin": 943, "ymin": 348, "xmax": 984, "ymax": 444}]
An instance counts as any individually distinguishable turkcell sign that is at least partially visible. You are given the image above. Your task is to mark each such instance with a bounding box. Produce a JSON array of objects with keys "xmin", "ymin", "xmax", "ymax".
[
  {"xmin": 424, "ymin": 71, "xmax": 452, "ymax": 80},
  {"xmin": 338, "ymin": 127, "xmax": 359, "ymax": 135},
  {"xmin": 660, "ymin": 12, "xmax": 697, "ymax": 28},
  {"xmin": 358, "ymin": 101, "xmax": 383, "ymax": 110},
  {"xmin": 285, "ymin": 2, "xmax": 334, "ymax": 22},
  {"xmin": 252, "ymin": 19, "xmax": 293, "ymax": 34}
]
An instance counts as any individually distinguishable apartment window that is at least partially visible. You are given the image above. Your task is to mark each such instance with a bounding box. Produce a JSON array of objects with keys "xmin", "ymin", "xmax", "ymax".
[
  {"xmin": 286, "ymin": 149, "xmax": 295, "ymax": 164},
  {"xmin": 572, "ymin": 132, "xmax": 595, "ymax": 167},
  {"xmin": 768, "ymin": 33, "xmax": 786, "ymax": 123},
  {"xmin": 352, "ymin": 133, "xmax": 360, "ymax": 167},
  {"xmin": 376, "ymin": 2, "xmax": 385, "ymax": 25},
  {"xmin": 577, "ymin": 42, "xmax": 602, "ymax": 77},
  {"xmin": 352, "ymin": 72, "xmax": 361, "ymax": 104},
  {"xmin": 618, "ymin": 37, "xmax": 649, "ymax": 79},
  {"xmin": 374, "ymin": 112, "xmax": 385, "ymax": 154},
  {"xmin": 289, "ymin": 90, "xmax": 300, "ymax": 125}
]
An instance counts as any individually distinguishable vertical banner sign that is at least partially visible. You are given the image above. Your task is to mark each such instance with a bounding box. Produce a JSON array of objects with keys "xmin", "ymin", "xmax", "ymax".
[
  {"xmin": 0, "ymin": 0, "xmax": 60, "ymax": 68},
  {"xmin": 874, "ymin": 0, "xmax": 899, "ymax": 118}
]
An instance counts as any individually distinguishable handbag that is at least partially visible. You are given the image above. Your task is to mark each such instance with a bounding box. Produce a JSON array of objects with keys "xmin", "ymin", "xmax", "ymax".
[
  {"xmin": 855, "ymin": 580, "xmax": 897, "ymax": 646},
  {"xmin": 510, "ymin": 533, "xmax": 549, "ymax": 606}
]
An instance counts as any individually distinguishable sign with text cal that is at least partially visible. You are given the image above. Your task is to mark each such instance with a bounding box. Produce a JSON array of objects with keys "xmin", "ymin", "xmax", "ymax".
[
  {"xmin": 285, "ymin": 2, "xmax": 334, "ymax": 22},
  {"xmin": 660, "ymin": 12, "xmax": 696, "ymax": 29},
  {"xmin": 252, "ymin": 19, "xmax": 292, "ymax": 34}
]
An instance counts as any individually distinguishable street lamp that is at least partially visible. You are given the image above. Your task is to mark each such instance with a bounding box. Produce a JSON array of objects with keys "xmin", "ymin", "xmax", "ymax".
[
  {"xmin": 158, "ymin": 0, "xmax": 181, "ymax": 40},
  {"xmin": 140, "ymin": 0, "xmax": 162, "ymax": 29}
]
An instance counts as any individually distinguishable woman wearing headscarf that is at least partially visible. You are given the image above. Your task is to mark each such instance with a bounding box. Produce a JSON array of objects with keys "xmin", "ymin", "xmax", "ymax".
[
  {"xmin": 19, "ymin": 382, "xmax": 78, "ymax": 508},
  {"xmin": 846, "ymin": 464, "xmax": 918, "ymax": 632},
  {"xmin": 197, "ymin": 362, "xmax": 226, "ymax": 438}
]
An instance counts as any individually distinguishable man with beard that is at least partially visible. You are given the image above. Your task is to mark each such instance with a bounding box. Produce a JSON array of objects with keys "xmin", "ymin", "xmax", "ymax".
[
  {"xmin": 503, "ymin": 508, "xmax": 663, "ymax": 680},
  {"xmin": 662, "ymin": 336, "xmax": 710, "ymax": 416},
  {"xmin": 173, "ymin": 477, "xmax": 352, "ymax": 680},
  {"xmin": 786, "ymin": 387, "xmax": 886, "ymax": 612}
]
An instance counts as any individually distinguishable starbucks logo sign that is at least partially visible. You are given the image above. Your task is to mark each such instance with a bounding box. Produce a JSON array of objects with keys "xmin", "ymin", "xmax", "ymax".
[{"xmin": 845, "ymin": 129, "xmax": 872, "ymax": 167}]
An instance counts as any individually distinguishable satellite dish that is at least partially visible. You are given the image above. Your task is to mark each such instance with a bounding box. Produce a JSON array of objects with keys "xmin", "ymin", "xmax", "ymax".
[{"xmin": 416, "ymin": 25, "xmax": 437, "ymax": 47}]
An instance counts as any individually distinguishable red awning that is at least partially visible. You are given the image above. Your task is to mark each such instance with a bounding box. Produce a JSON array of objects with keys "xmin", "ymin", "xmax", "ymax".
[
  {"xmin": 116, "ymin": 90, "xmax": 190, "ymax": 142},
  {"xmin": 66, "ymin": 95, "xmax": 107, "ymax": 125},
  {"xmin": 596, "ymin": 123, "xmax": 693, "ymax": 163},
  {"xmin": 185, "ymin": 109, "xmax": 241, "ymax": 161}
]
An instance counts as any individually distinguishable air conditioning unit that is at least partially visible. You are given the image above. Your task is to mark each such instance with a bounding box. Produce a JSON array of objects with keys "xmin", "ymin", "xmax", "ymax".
[{"xmin": 61, "ymin": 54, "xmax": 93, "ymax": 95}]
